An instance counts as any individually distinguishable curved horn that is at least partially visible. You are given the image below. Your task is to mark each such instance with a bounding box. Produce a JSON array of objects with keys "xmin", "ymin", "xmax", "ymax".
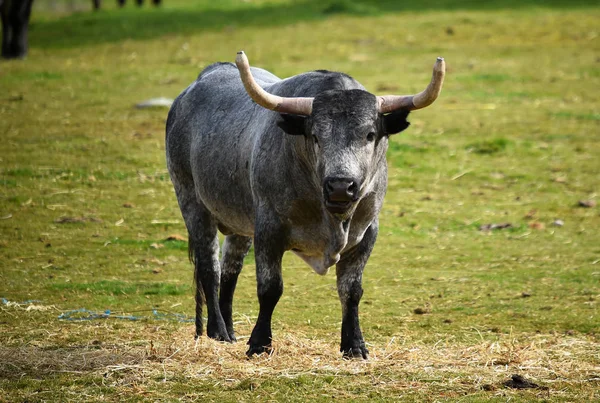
[
  {"xmin": 377, "ymin": 57, "xmax": 446, "ymax": 113},
  {"xmin": 235, "ymin": 51, "xmax": 313, "ymax": 115}
]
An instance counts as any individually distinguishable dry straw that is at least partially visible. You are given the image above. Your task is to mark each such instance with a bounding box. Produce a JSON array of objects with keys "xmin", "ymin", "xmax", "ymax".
[{"xmin": 1, "ymin": 325, "xmax": 598, "ymax": 398}]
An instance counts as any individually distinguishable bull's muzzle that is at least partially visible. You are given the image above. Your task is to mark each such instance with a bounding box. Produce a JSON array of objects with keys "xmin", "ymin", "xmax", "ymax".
[{"xmin": 323, "ymin": 177, "xmax": 359, "ymax": 215}]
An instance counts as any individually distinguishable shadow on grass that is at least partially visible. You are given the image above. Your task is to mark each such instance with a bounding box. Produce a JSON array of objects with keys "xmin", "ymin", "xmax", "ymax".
[{"xmin": 29, "ymin": 0, "xmax": 598, "ymax": 50}]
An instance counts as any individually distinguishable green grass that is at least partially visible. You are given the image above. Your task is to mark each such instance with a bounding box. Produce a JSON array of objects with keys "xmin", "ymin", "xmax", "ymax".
[{"xmin": 1, "ymin": 0, "xmax": 599, "ymax": 401}]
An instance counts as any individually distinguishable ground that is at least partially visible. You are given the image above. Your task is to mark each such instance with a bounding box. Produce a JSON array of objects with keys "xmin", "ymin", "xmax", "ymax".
[{"xmin": 0, "ymin": 0, "xmax": 598, "ymax": 401}]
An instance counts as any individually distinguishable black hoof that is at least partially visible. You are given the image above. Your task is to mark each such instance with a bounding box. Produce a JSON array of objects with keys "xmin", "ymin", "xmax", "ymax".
[
  {"xmin": 208, "ymin": 332, "xmax": 233, "ymax": 343},
  {"xmin": 206, "ymin": 319, "xmax": 233, "ymax": 342},
  {"xmin": 207, "ymin": 327, "xmax": 233, "ymax": 343},
  {"xmin": 246, "ymin": 343, "xmax": 272, "ymax": 357},
  {"xmin": 341, "ymin": 344, "xmax": 369, "ymax": 360}
]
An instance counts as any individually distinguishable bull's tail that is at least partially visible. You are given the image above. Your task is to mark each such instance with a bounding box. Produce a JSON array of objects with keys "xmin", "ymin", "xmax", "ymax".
[
  {"xmin": 188, "ymin": 235, "xmax": 195, "ymax": 265},
  {"xmin": 189, "ymin": 237, "xmax": 206, "ymax": 338}
]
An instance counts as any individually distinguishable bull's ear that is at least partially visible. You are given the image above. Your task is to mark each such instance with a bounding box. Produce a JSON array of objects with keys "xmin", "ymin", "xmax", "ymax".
[
  {"xmin": 277, "ymin": 113, "xmax": 308, "ymax": 136},
  {"xmin": 382, "ymin": 109, "xmax": 410, "ymax": 135}
]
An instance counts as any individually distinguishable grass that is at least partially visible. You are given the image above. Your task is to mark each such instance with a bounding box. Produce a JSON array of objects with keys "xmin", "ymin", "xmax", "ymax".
[{"xmin": 1, "ymin": 0, "xmax": 599, "ymax": 401}]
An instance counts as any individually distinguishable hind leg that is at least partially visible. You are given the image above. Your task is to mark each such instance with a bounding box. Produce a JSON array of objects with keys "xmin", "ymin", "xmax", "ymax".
[
  {"xmin": 176, "ymin": 189, "xmax": 230, "ymax": 342},
  {"xmin": 219, "ymin": 235, "xmax": 252, "ymax": 342}
]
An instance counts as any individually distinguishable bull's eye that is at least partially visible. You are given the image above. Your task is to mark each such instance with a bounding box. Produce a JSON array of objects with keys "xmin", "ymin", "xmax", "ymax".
[{"xmin": 366, "ymin": 132, "xmax": 375, "ymax": 142}]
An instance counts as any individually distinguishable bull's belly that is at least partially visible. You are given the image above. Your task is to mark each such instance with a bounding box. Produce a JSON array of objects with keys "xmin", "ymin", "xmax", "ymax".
[
  {"xmin": 205, "ymin": 201, "xmax": 255, "ymax": 238},
  {"xmin": 194, "ymin": 181, "xmax": 256, "ymax": 237}
]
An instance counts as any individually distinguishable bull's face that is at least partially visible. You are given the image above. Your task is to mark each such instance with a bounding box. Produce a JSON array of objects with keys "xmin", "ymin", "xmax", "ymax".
[{"xmin": 278, "ymin": 90, "xmax": 411, "ymax": 217}]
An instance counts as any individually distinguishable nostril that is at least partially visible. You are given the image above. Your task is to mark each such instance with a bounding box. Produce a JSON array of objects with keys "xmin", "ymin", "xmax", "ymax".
[
  {"xmin": 347, "ymin": 181, "xmax": 357, "ymax": 196},
  {"xmin": 325, "ymin": 181, "xmax": 335, "ymax": 193}
]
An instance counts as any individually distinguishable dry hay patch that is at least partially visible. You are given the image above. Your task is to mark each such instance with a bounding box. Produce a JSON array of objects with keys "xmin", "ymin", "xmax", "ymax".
[
  {"xmin": 1, "ymin": 328, "xmax": 597, "ymax": 397},
  {"xmin": 132, "ymin": 330, "xmax": 599, "ymax": 396}
]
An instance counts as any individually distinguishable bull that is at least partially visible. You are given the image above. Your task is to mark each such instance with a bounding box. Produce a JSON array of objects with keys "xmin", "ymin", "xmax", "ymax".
[
  {"xmin": 166, "ymin": 51, "xmax": 445, "ymax": 358},
  {"xmin": 0, "ymin": 0, "xmax": 34, "ymax": 59}
]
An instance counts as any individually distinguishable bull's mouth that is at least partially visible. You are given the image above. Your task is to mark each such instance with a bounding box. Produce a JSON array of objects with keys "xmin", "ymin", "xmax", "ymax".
[{"xmin": 325, "ymin": 199, "xmax": 355, "ymax": 215}]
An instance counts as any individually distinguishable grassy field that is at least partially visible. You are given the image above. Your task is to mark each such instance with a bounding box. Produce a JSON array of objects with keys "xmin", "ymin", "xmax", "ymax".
[{"xmin": 1, "ymin": 0, "xmax": 599, "ymax": 401}]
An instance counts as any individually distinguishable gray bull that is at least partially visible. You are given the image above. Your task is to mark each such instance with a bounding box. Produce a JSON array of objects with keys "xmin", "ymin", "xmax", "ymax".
[{"xmin": 166, "ymin": 52, "xmax": 445, "ymax": 358}]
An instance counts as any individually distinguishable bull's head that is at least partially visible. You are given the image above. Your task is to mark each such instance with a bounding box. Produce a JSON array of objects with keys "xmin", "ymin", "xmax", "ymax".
[{"xmin": 236, "ymin": 51, "xmax": 445, "ymax": 218}]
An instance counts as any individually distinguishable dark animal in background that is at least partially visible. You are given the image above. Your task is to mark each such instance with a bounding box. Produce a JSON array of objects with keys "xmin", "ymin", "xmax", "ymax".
[
  {"xmin": 93, "ymin": 0, "xmax": 161, "ymax": 10},
  {"xmin": 166, "ymin": 51, "xmax": 445, "ymax": 358},
  {"xmin": 0, "ymin": 0, "xmax": 34, "ymax": 59}
]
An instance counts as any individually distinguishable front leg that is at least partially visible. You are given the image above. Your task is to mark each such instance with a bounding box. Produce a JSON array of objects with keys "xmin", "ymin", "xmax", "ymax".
[
  {"xmin": 336, "ymin": 220, "xmax": 378, "ymax": 359},
  {"xmin": 246, "ymin": 214, "xmax": 286, "ymax": 357}
]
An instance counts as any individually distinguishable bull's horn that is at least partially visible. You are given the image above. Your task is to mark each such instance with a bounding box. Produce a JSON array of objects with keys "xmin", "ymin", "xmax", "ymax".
[
  {"xmin": 236, "ymin": 51, "xmax": 313, "ymax": 115},
  {"xmin": 377, "ymin": 57, "xmax": 445, "ymax": 113}
]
